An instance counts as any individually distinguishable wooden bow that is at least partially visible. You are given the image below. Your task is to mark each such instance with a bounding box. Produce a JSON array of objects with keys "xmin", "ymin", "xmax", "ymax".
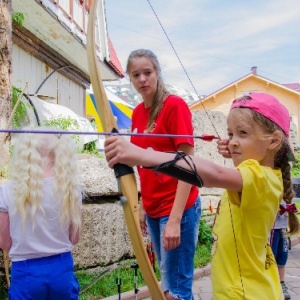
[
  {"xmin": 86, "ymin": 1, "xmax": 164, "ymax": 298},
  {"xmin": 2, "ymin": 250, "xmax": 10, "ymax": 287}
]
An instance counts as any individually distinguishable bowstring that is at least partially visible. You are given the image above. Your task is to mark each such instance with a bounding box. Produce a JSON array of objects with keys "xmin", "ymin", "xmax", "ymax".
[
  {"xmin": 146, "ymin": 2, "xmax": 246, "ymax": 298},
  {"xmin": 146, "ymin": 0, "xmax": 220, "ymax": 139}
]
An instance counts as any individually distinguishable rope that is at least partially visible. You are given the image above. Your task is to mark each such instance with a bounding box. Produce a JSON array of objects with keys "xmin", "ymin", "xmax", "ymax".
[
  {"xmin": 145, "ymin": 2, "xmax": 245, "ymax": 297},
  {"xmin": 79, "ymin": 263, "xmax": 133, "ymax": 294},
  {"xmin": 146, "ymin": 0, "xmax": 220, "ymax": 139}
]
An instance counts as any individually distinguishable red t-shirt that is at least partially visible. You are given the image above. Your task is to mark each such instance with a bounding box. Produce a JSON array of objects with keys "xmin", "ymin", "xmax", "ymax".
[{"xmin": 131, "ymin": 94, "xmax": 199, "ymax": 218}]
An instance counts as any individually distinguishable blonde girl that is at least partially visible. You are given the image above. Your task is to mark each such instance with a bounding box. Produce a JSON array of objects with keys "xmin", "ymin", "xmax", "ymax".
[{"xmin": 0, "ymin": 127, "xmax": 81, "ymax": 300}]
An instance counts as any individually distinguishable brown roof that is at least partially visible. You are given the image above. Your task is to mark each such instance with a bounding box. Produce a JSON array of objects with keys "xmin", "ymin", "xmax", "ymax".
[{"xmin": 283, "ymin": 83, "xmax": 300, "ymax": 91}]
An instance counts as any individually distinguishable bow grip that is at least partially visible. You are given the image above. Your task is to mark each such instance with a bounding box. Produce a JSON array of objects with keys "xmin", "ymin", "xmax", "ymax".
[{"xmin": 111, "ymin": 128, "xmax": 134, "ymax": 178}]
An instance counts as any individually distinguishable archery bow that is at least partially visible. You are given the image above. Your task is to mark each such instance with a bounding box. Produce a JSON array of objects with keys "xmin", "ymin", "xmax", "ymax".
[{"xmin": 86, "ymin": 1, "xmax": 165, "ymax": 298}]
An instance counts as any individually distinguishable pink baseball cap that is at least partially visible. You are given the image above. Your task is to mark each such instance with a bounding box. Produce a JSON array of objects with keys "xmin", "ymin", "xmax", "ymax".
[{"xmin": 230, "ymin": 93, "xmax": 295, "ymax": 161}]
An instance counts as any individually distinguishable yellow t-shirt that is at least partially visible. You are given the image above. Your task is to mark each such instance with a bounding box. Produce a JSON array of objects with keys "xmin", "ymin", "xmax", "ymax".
[{"xmin": 211, "ymin": 159, "xmax": 284, "ymax": 300}]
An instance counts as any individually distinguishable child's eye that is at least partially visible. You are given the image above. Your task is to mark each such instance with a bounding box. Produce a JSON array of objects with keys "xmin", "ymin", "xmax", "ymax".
[
  {"xmin": 133, "ymin": 73, "xmax": 139, "ymax": 78},
  {"xmin": 227, "ymin": 132, "xmax": 233, "ymax": 138},
  {"xmin": 240, "ymin": 130, "xmax": 247, "ymax": 135},
  {"xmin": 145, "ymin": 71, "xmax": 151, "ymax": 76}
]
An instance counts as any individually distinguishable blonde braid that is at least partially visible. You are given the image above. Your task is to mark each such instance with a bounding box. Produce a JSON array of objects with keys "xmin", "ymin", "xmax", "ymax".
[
  {"xmin": 9, "ymin": 132, "xmax": 44, "ymax": 227},
  {"xmin": 53, "ymin": 134, "xmax": 81, "ymax": 239}
]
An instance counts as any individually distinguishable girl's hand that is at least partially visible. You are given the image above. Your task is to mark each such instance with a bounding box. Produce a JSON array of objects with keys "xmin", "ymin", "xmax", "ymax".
[
  {"xmin": 104, "ymin": 136, "xmax": 141, "ymax": 168},
  {"xmin": 217, "ymin": 138, "xmax": 232, "ymax": 159},
  {"xmin": 163, "ymin": 219, "xmax": 180, "ymax": 251},
  {"xmin": 139, "ymin": 206, "xmax": 147, "ymax": 237}
]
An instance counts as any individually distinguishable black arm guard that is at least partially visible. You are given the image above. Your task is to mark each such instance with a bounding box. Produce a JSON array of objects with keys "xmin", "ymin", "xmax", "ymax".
[{"xmin": 144, "ymin": 151, "xmax": 203, "ymax": 187}]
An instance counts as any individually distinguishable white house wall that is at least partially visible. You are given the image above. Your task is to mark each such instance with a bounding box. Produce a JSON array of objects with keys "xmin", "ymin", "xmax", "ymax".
[
  {"xmin": 12, "ymin": 0, "xmax": 117, "ymax": 80},
  {"xmin": 12, "ymin": 44, "xmax": 85, "ymax": 116}
]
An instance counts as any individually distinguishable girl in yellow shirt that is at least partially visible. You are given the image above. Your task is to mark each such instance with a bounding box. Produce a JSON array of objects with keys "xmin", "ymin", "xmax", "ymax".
[{"xmin": 104, "ymin": 92, "xmax": 298, "ymax": 299}]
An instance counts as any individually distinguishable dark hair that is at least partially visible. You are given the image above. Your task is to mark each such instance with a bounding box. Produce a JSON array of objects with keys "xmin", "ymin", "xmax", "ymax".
[{"xmin": 248, "ymin": 109, "xmax": 299, "ymax": 234}]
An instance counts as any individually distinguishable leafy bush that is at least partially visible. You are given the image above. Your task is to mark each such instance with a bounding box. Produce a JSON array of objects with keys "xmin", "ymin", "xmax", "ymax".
[
  {"xmin": 12, "ymin": 86, "xmax": 31, "ymax": 128},
  {"xmin": 82, "ymin": 141, "xmax": 99, "ymax": 156},
  {"xmin": 12, "ymin": 12, "xmax": 24, "ymax": 27},
  {"xmin": 198, "ymin": 219, "xmax": 212, "ymax": 247},
  {"xmin": 43, "ymin": 115, "xmax": 80, "ymax": 145},
  {"xmin": 43, "ymin": 116, "xmax": 101, "ymax": 156},
  {"xmin": 291, "ymin": 152, "xmax": 300, "ymax": 177}
]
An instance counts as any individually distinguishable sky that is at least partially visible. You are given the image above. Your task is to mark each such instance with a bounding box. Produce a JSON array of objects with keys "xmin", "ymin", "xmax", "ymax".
[{"xmin": 105, "ymin": 0, "xmax": 300, "ymax": 97}]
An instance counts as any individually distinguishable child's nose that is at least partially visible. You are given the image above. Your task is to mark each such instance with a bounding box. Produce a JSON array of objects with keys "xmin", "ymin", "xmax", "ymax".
[
  {"xmin": 229, "ymin": 136, "xmax": 239, "ymax": 146},
  {"xmin": 139, "ymin": 74, "xmax": 146, "ymax": 82}
]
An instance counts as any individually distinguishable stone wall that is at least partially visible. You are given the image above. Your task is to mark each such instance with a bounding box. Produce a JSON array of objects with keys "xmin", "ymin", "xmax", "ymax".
[{"xmin": 72, "ymin": 203, "xmax": 134, "ymax": 268}]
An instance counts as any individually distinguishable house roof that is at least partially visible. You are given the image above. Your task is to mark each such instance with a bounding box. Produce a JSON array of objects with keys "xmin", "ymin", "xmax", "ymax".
[
  {"xmin": 189, "ymin": 71, "xmax": 300, "ymax": 109},
  {"xmin": 107, "ymin": 38, "xmax": 125, "ymax": 78},
  {"xmin": 283, "ymin": 83, "xmax": 300, "ymax": 91}
]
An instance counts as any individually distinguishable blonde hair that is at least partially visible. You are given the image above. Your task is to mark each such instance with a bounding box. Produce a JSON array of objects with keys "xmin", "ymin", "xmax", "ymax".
[
  {"xmin": 126, "ymin": 49, "xmax": 170, "ymax": 131},
  {"xmin": 9, "ymin": 127, "xmax": 81, "ymax": 238}
]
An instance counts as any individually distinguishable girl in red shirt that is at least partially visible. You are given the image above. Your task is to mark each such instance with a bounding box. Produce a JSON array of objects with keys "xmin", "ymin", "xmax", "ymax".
[{"xmin": 126, "ymin": 49, "xmax": 201, "ymax": 300}]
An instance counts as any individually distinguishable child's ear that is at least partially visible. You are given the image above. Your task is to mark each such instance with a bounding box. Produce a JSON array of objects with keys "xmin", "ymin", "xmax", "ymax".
[{"xmin": 269, "ymin": 130, "xmax": 283, "ymax": 150}]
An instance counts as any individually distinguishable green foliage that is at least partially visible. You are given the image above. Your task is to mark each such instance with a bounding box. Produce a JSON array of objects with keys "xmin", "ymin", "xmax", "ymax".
[
  {"xmin": 82, "ymin": 141, "xmax": 100, "ymax": 157},
  {"xmin": 0, "ymin": 286, "xmax": 7, "ymax": 300},
  {"xmin": 291, "ymin": 152, "xmax": 300, "ymax": 177},
  {"xmin": 12, "ymin": 86, "xmax": 30, "ymax": 128},
  {"xmin": 0, "ymin": 273, "xmax": 8, "ymax": 300},
  {"xmin": 43, "ymin": 115, "xmax": 79, "ymax": 131},
  {"xmin": 194, "ymin": 243, "xmax": 212, "ymax": 268},
  {"xmin": 12, "ymin": 12, "xmax": 24, "ymax": 27},
  {"xmin": 43, "ymin": 115, "xmax": 80, "ymax": 145},
  {"xmin": 43, "ymin": 117, "xmax": 103, "ymax": 156},
  {"xmin": 198, "ymin": 219, "xmax": 212, "ymax": 247}
]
